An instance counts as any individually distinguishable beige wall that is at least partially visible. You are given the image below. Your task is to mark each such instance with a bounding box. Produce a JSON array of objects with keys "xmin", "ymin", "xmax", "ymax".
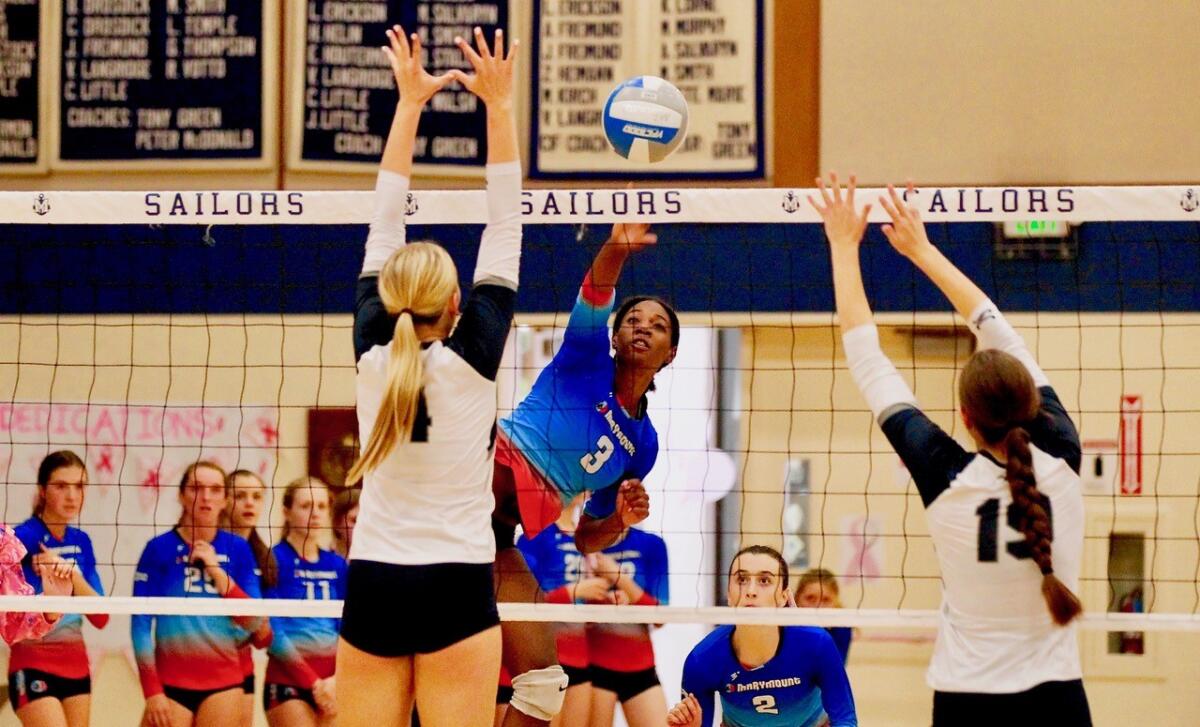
[
  {"xmin": 820, "ymin": 1, "xmax": 1200, "ymax": 185},
  {"xmin": 738, "ymin": 314, "xmax": 1200, "ymax": 725}
]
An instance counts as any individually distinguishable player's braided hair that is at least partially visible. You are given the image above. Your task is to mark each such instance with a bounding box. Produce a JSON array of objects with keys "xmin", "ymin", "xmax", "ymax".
[{"xmin": 961, "ymin": 350, "xmax": 1082, "ymax": 625}]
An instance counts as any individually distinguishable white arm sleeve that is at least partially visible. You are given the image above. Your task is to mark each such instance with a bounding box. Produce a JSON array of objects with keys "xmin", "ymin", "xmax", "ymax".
[
  {"xmin": 966, "ymin": 300, "xmax": 1050, "ymax": 387},
  {"xmin": 842, "ymin": 324, "xmax": 918, "ymax": 422},
  {"xmin": 474, "ymin": 160, "xmax": 522, "ymax": 289},
  {"xmin": 360, "ymin": 170, "xmax": 410, "ymax": 276}
]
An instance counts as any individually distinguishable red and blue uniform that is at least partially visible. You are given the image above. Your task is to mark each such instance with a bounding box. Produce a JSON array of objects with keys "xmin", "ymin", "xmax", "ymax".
[
  {"xmin": 131, "ymin": 529, "xmax": 262, "ymax": 698},
  {"xmin": 681, "ymin": 626, "xmax": 857, "ymax": 727},
  {"xmin": 499, "ymin": 280, "xmax": 659, "ymax": 536},
  {"xmin": 587, "ymin": 528, "xmax": 669, "ymax": 674},
  {"xmin": 10, "ymin": 517, "xmax": 108, "ymax": 681},
  {"xmin": 516, "ymin": 524, "xmax": 589, "ymax": 671},
  {"xmin": 264, "ymin": 542, "xmax": 346, "ymax": 690}
]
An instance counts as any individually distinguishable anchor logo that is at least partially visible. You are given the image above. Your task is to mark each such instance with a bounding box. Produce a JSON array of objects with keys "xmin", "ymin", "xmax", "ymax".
[
  {"xmin": 781, "ymin": 191, "xmax": 800, "ymax": 214},
  {"xmin": 33, "ymin": 193, "xmax": 50, "ymax": 216},
  {"xmin": 1181, "ymin": 188, "xmax": 1198, "ymax": 213}
]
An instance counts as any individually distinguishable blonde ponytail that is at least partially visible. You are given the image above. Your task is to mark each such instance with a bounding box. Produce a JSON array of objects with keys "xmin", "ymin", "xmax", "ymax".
[{"xmin": 347, "ymin": 243, "xmax": 458, "ymax": 485}]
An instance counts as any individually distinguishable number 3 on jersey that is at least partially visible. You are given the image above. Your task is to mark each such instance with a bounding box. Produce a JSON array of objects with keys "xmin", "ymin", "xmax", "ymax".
[
  {"xmin": 975, "ymin": 496, "xmax": 1054, "ymax": 562},
  {"xmin": 579, "ymin": 435, "xmax": 615, "ymax": 474}
]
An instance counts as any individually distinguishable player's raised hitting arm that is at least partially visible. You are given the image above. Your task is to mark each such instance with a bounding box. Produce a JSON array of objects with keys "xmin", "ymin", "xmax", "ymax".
[{"xmin": 570, "ymin": 222, "xmax": 662, "ymax": 553}]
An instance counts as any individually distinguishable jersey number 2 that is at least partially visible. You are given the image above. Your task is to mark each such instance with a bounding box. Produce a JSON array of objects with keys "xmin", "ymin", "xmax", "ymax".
[
  {"xmin": 975, "ymin": 497, "xmax": 1054, "ymax": 562},
  {"xmin": 752, "ymin": 695, "xmax": 779, "ymax": 714},
  {"xmin": 579, "ymin": 435, "xmax": 614, "ymax": 474}
]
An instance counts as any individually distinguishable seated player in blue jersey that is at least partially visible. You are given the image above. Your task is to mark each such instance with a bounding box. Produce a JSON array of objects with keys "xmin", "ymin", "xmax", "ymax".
[
  {"xmin": 667, "ymin": 546, "xmax": 857, "ymax": 727},
  {"xmin": 223, "ymin": 469, "xmax": 275, "ymax": 727},
  {"xmin": 490, "ymin": 220, "xmax": 678, "ymax": 726},
  {"xmin": 813, "ymin": 174, "xmax": 1090, "ymax": 726},
  {"xmin": 132, "ymin": 461, "xmax": 269, "ymax": 727},
  {"xmin": 10, "ymin": 450, "xmax": 109, "ymax": 727},
  {"xmin": 794, "ymin": 569, "xmax": 852, "ymax": 664},
  {"xmin": 263, "ymin": 477, "xmax": 347, "ymax": 727},
  {"xmin": 584, "ymin": 531, "xmax": 669, "ymax": 727}
]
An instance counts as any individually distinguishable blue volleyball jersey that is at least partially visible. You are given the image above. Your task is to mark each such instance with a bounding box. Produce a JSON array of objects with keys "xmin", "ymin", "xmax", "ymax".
[
  {"xmin": 499, "ymin": 289, "xmax": 660, "ymax": 519},
  {"xmin": 131, "ymin": 529, "xmax": 262, "ymax": 695},
  {"xmin": 517, "ymin": 524, "xmax": 586, "ymax": 593},
  {"xmin": 517, "ymin": 524, "xmax": 589, "ymax": 667},
  {"xmin": 588, "ymin": 528, "xmax": 669, "ymax": 672},
  {"xmin": 827, "ymin": 627, "xmax": 853, "ymax": 664},
  {"xmin": 10, "ymin": 518, "xmax": 105, "ymax": 678},
  {"xmin": 681, "ymin": 626, "xmax": 857, "ymax": 727},
  {"xmin": 264, "ymin": 542, "xmax": 347, "ymax": 687}
]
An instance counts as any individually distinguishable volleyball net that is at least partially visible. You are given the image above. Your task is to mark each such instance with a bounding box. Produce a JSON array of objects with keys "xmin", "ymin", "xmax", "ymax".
[{"xmin": 0, "ymin": 184, "xmax": 1198, "ymax": 635}]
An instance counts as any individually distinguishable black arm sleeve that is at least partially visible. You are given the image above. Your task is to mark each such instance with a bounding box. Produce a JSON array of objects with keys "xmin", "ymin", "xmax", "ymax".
[
  {"xmin": 353, "ymin": 275, "xmax": 396, "ymax": 363},
  {"xmin": 1026, "ymin": 386, "xmax": 1082, "ymax": 474},
  {"xmin": 446, "ymin": 284, "xmax": 517, "ymax": 381},
  {"xmin": 880, "ymin": 406, "xmax": 974, "ymax": 508}
]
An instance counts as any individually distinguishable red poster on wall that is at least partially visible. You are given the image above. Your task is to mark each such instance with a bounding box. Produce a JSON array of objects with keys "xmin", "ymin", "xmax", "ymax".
[{"xmin": 1119, "ymin": 395, "xmax": 1142, "ymax": 495}]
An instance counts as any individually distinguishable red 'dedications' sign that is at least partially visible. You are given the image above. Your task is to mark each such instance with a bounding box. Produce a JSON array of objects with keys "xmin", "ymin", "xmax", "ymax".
[{"xmin": 1119, "ymin": 395, "xmax": 1143, "ymax": 495}]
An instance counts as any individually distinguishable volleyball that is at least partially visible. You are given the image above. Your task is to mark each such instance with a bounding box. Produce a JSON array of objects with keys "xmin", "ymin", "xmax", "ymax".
[{"xmin": 602, "ymin": 75, "xmax": 690, "ymax": 163}]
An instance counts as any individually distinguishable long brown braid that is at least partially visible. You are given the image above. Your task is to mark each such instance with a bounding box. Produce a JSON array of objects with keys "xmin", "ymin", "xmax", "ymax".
[{"xmin": 960, "ymin": 350, "xmax": 1082, "ymax": 625}]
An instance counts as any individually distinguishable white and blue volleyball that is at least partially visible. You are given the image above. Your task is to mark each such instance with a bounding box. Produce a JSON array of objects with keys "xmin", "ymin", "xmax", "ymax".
[{"xmin": 602, "ymin": 76, "xmax": 689, "ymax": 163}]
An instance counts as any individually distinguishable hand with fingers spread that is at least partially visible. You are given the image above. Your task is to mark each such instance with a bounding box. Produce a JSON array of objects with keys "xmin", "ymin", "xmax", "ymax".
[
  {"xmin": 381, "ymin": 24, "xmax": 453, "ymax": 107},
  {"xmin": 808, "ymin": 172, "xmax": 872, "ymax": 252},
  {"xmin": 878, "ymin": 182, "xmax": 935, "ymax": 260},
  {"xmin": 451, "ymin": 26, "xmax": 518, "ymax": 108}
]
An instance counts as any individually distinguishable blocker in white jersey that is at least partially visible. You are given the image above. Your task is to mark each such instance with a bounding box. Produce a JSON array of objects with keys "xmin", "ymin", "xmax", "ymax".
[
  {"xmin": 349, "ymin": 160, "xmax": 521, "ymax": 568},
  {"xmin": 337, "ymin": 24, "xmax": 521, "ymax": 727},
  {"xmin": 815, "ymin": 174, "xmax": 1092, "ymax": 726}
]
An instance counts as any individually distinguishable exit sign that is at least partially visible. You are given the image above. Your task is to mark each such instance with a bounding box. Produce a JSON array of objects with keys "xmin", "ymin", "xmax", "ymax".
[{"xmin": 1002, "ymin": 220, "xmax": 1072, "ymax": 238}]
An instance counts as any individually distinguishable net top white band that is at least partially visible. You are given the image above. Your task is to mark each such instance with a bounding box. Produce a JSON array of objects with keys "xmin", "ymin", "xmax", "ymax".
[
  {"xmin": 2, "ymin": 596, "xmax": 1198, "ymax": 632},
  {"xmin": 5, "ymin": 185, "xmax": 1200, "ymax": 225}
]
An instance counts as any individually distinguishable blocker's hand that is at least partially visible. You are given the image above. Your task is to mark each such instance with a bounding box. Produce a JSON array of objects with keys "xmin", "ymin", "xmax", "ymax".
[
  {"xmin": 383, "ymin": 24, "xmax": 453, "ymax": 107},
  {"xmin": 450, "ymin": 26, "xmax": 519, "ymax": 108},
  {"xmin": 809, "ymin": 171, "xmax": 871, "ymax": 253},
  {"xmin": 878, "ymin": 181, "xmax": 936, "ymax": 260}
]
